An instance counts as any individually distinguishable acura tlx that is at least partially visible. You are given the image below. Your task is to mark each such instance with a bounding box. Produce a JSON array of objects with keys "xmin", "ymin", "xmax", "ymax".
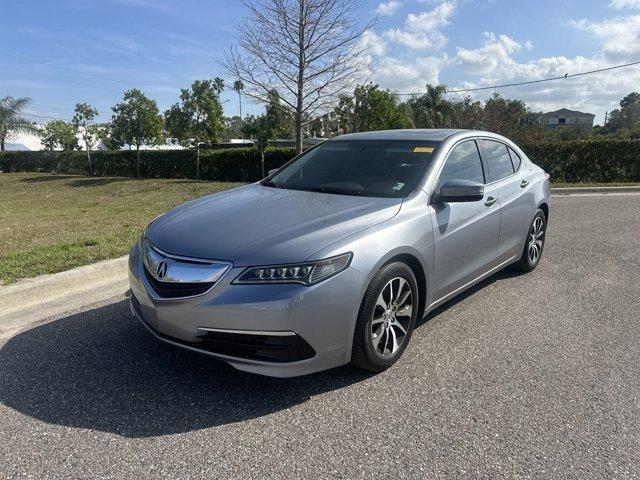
[{"xmin": 128, "ymin": 129, "xmax": 550, "ymax": 377}]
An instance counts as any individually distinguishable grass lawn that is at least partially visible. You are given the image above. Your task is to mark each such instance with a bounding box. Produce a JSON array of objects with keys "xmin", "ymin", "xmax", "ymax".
[{"xmin": 0, "ymin": 173, "xmax": 244, "ymax": 284}]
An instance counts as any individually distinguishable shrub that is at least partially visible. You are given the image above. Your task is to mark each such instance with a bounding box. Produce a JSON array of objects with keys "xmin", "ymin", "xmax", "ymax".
[
  {"xmin": 2, "ymin": 140, "xmax": 639, "ymax": 183},
  {"xmin": 0, "ymin": 147, "xmax": 298, "ymax": 182},
  {"xmin": 520, "ymin": 139, "xmax": 640, "ymax": 183}
]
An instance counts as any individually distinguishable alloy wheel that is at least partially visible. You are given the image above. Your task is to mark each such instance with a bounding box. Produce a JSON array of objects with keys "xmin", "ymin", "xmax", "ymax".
[
  {"xmin": 371, "ymin": 277, "xmax": 413, "ymax": 357},
  {"xmin": 528, "ymin": 216, "xmax": 545, "ymax": 264}
]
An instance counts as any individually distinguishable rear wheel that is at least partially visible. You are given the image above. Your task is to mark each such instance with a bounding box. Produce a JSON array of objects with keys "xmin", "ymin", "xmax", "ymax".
[
  {"xmin": 351, "ymin": 262, "xmax": 418, "ymax": 372},
  {"xmin": 512, "ymin": 209, "xmax": 546, "ymax": 272}
]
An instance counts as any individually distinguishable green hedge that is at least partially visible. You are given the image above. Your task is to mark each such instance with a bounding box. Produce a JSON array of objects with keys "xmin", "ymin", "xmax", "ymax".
[
  {"xmin": 520, "ymin": 139, "xmax": 640, "ymax": 183},
  {"xmin": 0, "ymin": 147, "xmax": 297, "ymax": 182},
  {"xmin": 2, "ymin": 139, "xmax": 639, "ymax": 183}
]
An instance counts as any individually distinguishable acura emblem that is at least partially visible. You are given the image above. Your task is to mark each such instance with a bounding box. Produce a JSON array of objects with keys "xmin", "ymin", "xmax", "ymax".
[{"xmin": 156, "ymin": 260, "xmax": 169, "ymax": 279}]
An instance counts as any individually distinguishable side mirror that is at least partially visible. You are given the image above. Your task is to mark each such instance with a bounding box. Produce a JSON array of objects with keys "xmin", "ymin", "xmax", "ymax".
[
  {"xmin": 268, "ymin": 168, "xmax": 278, "ymax": 177},
  {"xmin": 437, "ymin": 179, "xmax": 484, "ymax": 203}
]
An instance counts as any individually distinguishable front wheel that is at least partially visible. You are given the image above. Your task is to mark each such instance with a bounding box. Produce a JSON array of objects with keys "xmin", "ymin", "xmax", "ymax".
[
  {"xmin": 512, "ymin": 209, "xmax": 547, "ymax": 272},
  {"xmin": 351, "ymin": 262, "xmax": 418, "ymax": 372}
]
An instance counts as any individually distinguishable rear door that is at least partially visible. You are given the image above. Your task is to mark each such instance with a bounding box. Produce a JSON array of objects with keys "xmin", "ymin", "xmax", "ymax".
[
  {"xmin": 430, "ymin": 139, "xmax": 501, "ymax": 301},
  {"xmin": 478, "ymin": 139, "xmax": 534, "ymax": 261}
]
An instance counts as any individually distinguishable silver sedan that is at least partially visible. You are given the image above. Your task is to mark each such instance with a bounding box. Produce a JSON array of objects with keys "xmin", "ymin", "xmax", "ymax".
[{"xmin": 128, "ymin": 129, "xmax": 550, "ymax": 377}]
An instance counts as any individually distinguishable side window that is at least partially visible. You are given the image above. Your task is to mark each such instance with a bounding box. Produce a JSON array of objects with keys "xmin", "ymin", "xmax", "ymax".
[
  {"xmin": 508, "ymin": 147, "xmax": 521, "ymax": 171},
  {"xmin": 480, "ymin": 140, "xmax": 514, "ymax": 182},
  {"xmin": 437, "ymin": 140, "xmax": 485, "ymax": 189}
]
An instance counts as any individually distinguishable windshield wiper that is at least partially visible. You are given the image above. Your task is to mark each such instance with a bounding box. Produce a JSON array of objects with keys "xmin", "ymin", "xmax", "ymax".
[
  {"xmin": 302, "ymin": 186, "xmax": 366, "ymax": 196},
  {"xmin": 261, "ymin": 179, "xmax": 282, "ymax": 189}
]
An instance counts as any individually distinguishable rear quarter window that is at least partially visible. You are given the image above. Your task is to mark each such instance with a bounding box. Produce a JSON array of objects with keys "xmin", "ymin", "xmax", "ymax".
[{"xmin": 508, "ymin": 147, "xmax": 522, "ymax": 171}]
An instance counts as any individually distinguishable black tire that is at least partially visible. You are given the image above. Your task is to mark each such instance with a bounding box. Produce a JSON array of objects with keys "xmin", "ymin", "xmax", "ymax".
[
  {"xmin": 351, "ymin": 262, "xmax": 419, "ymax": 372},
  {"xmin": 512, "ymin": 208, "xmax": 547, "ymax": 272}
]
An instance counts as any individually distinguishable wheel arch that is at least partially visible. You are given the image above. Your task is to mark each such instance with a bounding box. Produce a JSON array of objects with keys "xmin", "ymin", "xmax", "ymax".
[
  {"xmin": 380, "ymin": 252, "xmax": 428, "ymax": 321},
  {"xmin": 538, "ymin": 201, "xmax": 549, "ymax": 222}
]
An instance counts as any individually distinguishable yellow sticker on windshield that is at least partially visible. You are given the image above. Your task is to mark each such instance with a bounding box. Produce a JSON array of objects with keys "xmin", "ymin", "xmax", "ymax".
[{"xmin": 413, "ymin": 147, "xmax": 434, "ymax": 153}]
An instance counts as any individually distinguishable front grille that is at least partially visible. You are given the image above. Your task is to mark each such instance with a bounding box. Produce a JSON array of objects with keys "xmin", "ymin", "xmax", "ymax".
[
  {"xmin": 195, "ymin": 330, "xmax": 316, "ymax": 363},
  {"xmin": 143, "ymin": 264, "xmax": 214, "ymax": 299},
  {"xmin": 137, "ymin": 309, "xmax": 316, "ymax": 363}
]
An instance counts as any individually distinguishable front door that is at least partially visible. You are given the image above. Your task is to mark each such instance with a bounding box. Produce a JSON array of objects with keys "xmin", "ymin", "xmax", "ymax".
[{"xmin": 430, "ymin": 139, "xmax": 501, "ymax": 302}]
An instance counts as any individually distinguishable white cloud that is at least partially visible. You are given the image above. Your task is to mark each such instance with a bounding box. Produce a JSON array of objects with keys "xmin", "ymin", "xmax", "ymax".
[
  {"xmin": 449, "ymin": 19, "xmax": 640, "ymax": 123},
  {"xmin": 610, "ymin": 0, "xmax": 640, "ymax": 9},
  {"xmin": 359, "ymin": 30, "xmax": 387, "ymax": 57},
  {"xmin": 570, "ymin": 16, "xmax": 640, "ymax": 61},
  {"xmin": 362, "ymin": 2, "xmax": 640, "ymax": 123},
  {"xmin": 373, "ymin": 56, "xmax": 445, "ymax": 92},
  {"xmin": 376, "ymin": 1, "xmax": 402, "ymax": 16},
  {"xmin": 454, "ymin": 32, "xmax": 522, "ymax": 75},
  {"xmin": 384, "ymin": 1, "xmax": 455, "ymax": 50}
]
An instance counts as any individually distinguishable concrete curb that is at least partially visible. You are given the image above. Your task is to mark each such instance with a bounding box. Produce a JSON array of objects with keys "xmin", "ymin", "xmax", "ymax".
[
  {"xmin": 0, "ymin": 256, "xmax": 129, "ymax": 333},
  {"xmin": 551, "ymin": 186, "xmax": 640, "ymax": 195}
]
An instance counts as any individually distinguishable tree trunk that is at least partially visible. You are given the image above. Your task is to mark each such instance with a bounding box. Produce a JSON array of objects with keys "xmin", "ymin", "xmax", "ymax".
[
  {"xmin": 295, "ymin": 110, "xmax": 303, "ymax": 155},
  {"xmin": 295, "ymin": 0, "xmax": 305, "ymax": 155},
  {"xmin": 196, "ymin": 144, "xmax": 201, "ymax": 180},
  {"xmin": 261, "ymin": 149, "xmax": 265, "ymax": 178},
  {"xmin": 0, "ymin": 139, "xmax": 4, "ymax": 151},
  {"xmin": 87, "ymin": 142, "xmax": 92, "ymax": 175},
  {"xmin": 239, "ymin": 92, "xmax": 243, "ymax": 139},
  {"xmin": 136, "ymin": 144, "xmax": 141, "ymax": 178}
]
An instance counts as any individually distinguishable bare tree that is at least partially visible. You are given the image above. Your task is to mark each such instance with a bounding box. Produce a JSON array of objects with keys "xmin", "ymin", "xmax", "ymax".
[{"xmin": 223, "ymin": 0, "xmax": 374, "ymax": 153}]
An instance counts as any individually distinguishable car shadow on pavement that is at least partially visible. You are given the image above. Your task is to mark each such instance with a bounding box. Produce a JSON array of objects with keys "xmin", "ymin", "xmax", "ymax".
[
  {"xmin": 418, "ymin": 267, "xmax": 526, "ymax": 328},
  {"xmin": 0, "ymin": 267, "xmax": 525, "ymax": 439},
  {"xmin": 0, "ymin": 300, "xmax": 372, "ymax": 438}
]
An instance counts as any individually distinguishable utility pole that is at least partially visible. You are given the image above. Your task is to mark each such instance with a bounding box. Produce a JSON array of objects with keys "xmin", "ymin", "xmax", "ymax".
[{"xmin": 604, "ymin": 111, "xmax": 608, "ymax": 126}]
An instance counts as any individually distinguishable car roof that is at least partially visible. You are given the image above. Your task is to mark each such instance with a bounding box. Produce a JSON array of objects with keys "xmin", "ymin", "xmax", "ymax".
[{"xmin": 331, "ymin": 129, "xmax": 470, "ymax": 142}]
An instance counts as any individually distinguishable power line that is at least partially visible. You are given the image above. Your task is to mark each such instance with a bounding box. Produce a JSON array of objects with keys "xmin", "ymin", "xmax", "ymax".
[
  {"xmin": 395, "ymin": 60, "xmax": 640, "ymax": 96},
  {"xmin": 23, "ymin": 112, "xmax": 72, "ymax": 121}
]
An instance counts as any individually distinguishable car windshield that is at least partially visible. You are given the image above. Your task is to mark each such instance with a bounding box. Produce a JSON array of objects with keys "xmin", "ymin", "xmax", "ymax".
[{"xmin": 264, "ymin": 139, "xmax": 440, "ymax": 198}]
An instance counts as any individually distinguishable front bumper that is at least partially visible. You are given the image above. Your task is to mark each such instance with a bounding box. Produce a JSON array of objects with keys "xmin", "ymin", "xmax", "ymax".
[{"xmin": 128, "ymin": 243, "xmax": 367, "ymax": 377}]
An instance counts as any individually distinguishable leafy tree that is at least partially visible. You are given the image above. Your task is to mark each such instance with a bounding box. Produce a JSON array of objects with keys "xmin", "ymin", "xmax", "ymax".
[
  {"xmin": 41, "ymin": 120, "xmax": 79, "ymax": 151},
  {"xmin": 335, "ymin": 84, "xmax": 409, "ymax": 133},
  {"xmin": 0, "ymin": 96, "xmax": 37, "ymax": 151},
  {"xmin": 223, "ymin": 115, "xmax": 244, "ymax": 141},
  {"xmin": 544, "ymin": 123, "xmax": 592, "ymax": 140},
  {"xmin": 481, "ymin": 92, "xmax": 544, "ymax": 143},
  {"xmin": 448, "ymin": 96, "xmax": 484, "ymax": 130},
  {"xmin": 111, "ymin": 89, "xmax": 163, "ymax": 177},
  {"xmin": 242, "ymin": 89, "xmax": 291, "ymax": 175},
  {"xmin": 607, "ymin": 92, "xmax": 640, "ymax": 132},
  {"xmin": 72, "ymin": 103, "xmax": 99, "ymax": 171},
  {"xmin": 164, "ymin": 79, "xmax": 225, "ymax": 179},
  {"xmin": 405, "ymin": 84, "xmax": 451, "ymax": 128},
  {"xmin": 95, "ymin": 123, "xmax": 121, "ymax": 151}
]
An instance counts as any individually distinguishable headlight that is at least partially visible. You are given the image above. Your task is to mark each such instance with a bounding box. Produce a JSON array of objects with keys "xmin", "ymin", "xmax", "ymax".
[{"xmin": 233, "ymin": 253, "xmax": 352, "ymax": 286}]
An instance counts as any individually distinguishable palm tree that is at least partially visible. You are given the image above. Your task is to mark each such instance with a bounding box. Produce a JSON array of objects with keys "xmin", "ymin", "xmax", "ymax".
[
  {"xmin": 212, "ymin": 77, "xmax": 225, "ymax": 95},
  {"xmin": 233, "ymin": 79, "xmax": 244, "ymax": 119},
  {"xmin": 407, "ymin": 84, "xmax": 451, "ymax": 129},
  {"xmin": 233, "ymin": 79, "xmax": 244, "ymax": 138},
  {"xmin": 423, "ymin": 84, "xmax": 450, "ymax": 128},
  {"xmin": 0, "ymin": 96, "xmax": 36, "ymax": 151}
]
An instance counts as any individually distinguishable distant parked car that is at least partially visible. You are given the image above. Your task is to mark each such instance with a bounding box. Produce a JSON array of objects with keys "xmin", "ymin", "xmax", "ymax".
[{"xmin": 128, "ymin": 129, "xmax": 550, "ymax": 377}]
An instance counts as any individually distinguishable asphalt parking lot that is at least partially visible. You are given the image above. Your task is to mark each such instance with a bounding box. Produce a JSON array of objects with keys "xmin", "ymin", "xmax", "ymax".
[{"xmin": 1, "ymin": 194, "xmax": 639, "ymax": 479}]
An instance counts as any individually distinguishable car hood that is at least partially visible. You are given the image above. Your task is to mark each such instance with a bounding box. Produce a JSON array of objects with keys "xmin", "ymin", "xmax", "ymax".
[{"xmin": 146, "ymin": 183, "xmax": 402, "ymax": 266}]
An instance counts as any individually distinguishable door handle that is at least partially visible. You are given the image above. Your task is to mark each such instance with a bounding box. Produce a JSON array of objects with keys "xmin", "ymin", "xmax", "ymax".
[
  {"xmin": 484, "ymin": 196, "xmax": 498, "ymax": 207},
  {"xmin": 520, "ymin": 179, "xmax": 529, "ymax": 188}
]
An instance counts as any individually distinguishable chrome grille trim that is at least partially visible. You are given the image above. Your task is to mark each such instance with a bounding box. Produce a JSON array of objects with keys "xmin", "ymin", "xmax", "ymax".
[{"xmin": 140, "ymin": 239, "xmax": 232, "ymax": 300}]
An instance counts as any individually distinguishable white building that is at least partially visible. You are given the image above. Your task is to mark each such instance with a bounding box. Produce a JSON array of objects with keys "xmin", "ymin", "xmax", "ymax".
[
  {"xmin": 542, "ymin": 108, "xmax": 595, "ymax": 130},
  {"xmin": 3, "ymin": 127, "xmax": 185, "ymax": 151}
]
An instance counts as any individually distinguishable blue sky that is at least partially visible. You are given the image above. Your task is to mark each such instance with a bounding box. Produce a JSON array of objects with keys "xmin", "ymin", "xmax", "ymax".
[{"xmin": 3, "ymin": 0, "xmax": 640, "ymax": 124}]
